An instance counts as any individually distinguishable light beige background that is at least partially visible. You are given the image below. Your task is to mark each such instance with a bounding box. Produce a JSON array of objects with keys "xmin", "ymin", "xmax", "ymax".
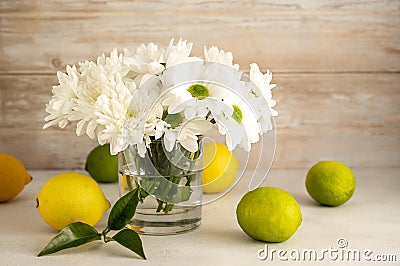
[{"xmin": 0, "ymin": 0, "xmax": 399, "ymax": 169}]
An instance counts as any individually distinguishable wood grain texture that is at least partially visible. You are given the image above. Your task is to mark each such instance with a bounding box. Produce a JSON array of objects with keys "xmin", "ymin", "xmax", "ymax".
[
  {"xmin": 0, "ymin": 75, "xmax": 56, "ymax": 130},
  {"xmin": 1, "ymin": 73, "xmax": 399, "ymax": 130},
  {"xmin": 1, "ymin": 0, "xmax": 399, "ymax": 169},
  {"xmin": 1, "ymin": 73, "xmax": 398, "ymax": 169},
  {"xmin": 1, "ymin": 121, "xmax": 399, "ymax": 169},
  {"xmin": 1, "ymin": 0, "xmax": 399, "ymax": 73},
  {"xmin": 3, "ymin": 0, "xmax": 400, "ymax": 13},
  {"xmin": 0, "ymin": 129, "xmax": 98, "ymax": 169}
]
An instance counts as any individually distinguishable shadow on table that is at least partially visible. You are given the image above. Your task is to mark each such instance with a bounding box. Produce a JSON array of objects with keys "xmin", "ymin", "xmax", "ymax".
[
  {"xmin": 200, "ymin": 226, "xmax": 258, "ymax": 245},
  {"xmin": 291, "ymin": 192, "xmax": 320, "ymax": 207}
]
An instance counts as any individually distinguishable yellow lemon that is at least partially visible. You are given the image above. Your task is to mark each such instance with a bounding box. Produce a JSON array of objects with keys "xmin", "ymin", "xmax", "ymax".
[
  {"xmin": 36, "ymin": 172, "xmax": 111, "ymax": 230},
  {"xmin": 202, "ymin": 142, "xmax": 239, "ymax": 194},
  {"xmin": 236, "ymin": 187, "xmax": 302, "ymax": 242},
  {"xmin": 85, "ymin": 144, "xmax": 118, "ymax": 183},
  {"xmin": 306, "ymin": 161, "xmax": 356, "ymax": 206},
  {"xmin": 0, "ymin": 153, "xmax": 32, "ymax": 202}
]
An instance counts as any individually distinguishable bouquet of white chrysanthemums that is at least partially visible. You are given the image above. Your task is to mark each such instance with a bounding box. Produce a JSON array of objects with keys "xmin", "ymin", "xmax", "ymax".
[{"xmin": 44, "ymin": 38, "xmax": 277, "ymax": 156}]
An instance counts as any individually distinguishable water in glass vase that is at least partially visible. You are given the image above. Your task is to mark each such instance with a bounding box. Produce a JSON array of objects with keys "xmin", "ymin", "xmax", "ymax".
[{"xmin": 118, "ymin": 139, "xmax": 203, "ymax": 235}]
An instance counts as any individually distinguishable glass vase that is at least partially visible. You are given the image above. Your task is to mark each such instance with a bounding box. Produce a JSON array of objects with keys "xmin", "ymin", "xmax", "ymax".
[{"xmin": 118, "ymin": 139, "xmax": 203, "ymax": 235}]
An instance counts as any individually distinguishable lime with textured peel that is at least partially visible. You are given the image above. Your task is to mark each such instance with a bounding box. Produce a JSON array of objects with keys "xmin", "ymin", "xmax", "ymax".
[
  {"xmin": 0, "ymin": 153, "xmax": 32, "ymax": 202},
  {"xmin": 85, "ymin": 144, "xmax": 118, "ymax": 183},
  {"xmin": 202, "ymin": 142, "xmax": 240, "ymax": 194},
  {"xmin": 306, "ymin": 161, "xmax": 356, "ymax": 207},
  {"xmin": 36, "ymin": 172, "xmax": 111, "ymax": 230},
  {"xmin": 236, "ymin": 187, "xmax": 302, "ymax": 242}
]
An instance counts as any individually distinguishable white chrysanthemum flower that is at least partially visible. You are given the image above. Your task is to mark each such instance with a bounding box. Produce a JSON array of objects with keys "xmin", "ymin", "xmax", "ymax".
[
  {"xmin": 124, "ymin": 39, "xmax": 200, "ymax": 87},
  {"xmin": 245, "ymin": 93, "xmax": 274, "ymax": 133},
  {"xmin": 213, "ymin": 113, "xmax": 250, "ymax": 152},
  {"xmin": 124, "ymin": 42, "xmax": 164, "ymax": 73},
  {"xmin": 162, "ymin": 83, "xmax": 255, "ymax": 151},
  {"xmin": 69, "ymin": 61, "xmax": 106, "ymax": 140},
  {"xmin": 44, "ymin": 40, "xmax": 278, "ymax": 156},
  {"xmin": 163, "ymin": 38, "xmax": 201, "ymax": 68},
  {"xmin": 95, "ymin": 74, "xmax": 135, "ymax": 155},
  {"xmin": 163, "ymin": 83, "xmax": 233, "ymax": 120},
  {"xmin": 143, "ymin": 102, "xmax": 167, "ymax": 146},
  {"xmin": 207, "ymin": 88, "xmax": 261, "ymax": 151},
  {"xmin": 124, "ymin": 88, "xmax": 165, "ymax": 157},
  {"xmin": 249, "ymin": 63, "xmax": 277, "ymax": 116},
  {"xmin": 43, "ymin": 65, "xmax": 79, "ymax": 129},
  {"xmin": 96, "ymin": 49, "xmax": 130, "ymax": 80},
  {"xmin": 163, "ymin": 119, "xmax": 213, "ymax": 153},
  {"xmin": 69, "ymin": 49, "xmax": 132, "ymax": 142},
  {"xmin": 162, "ymin": 81, "xmax": 262, "ymax": 151},
  {"xmin": 123, "ymin": 42, "xmax": 165, "ymax": 87},
  {"xmin": 204, "ymin": 46, "xmax": 239, "ymax": 70},
  {"xmin": 230, "ymin": 101, "xmax": 261, "ymax": 144}
]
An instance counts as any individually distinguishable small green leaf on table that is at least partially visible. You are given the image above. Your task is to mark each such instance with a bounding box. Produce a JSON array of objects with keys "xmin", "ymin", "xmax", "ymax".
[
  {"xmin": 112, "ymin": 228, "xmax": 146, "ymax": 259},
  {"xmin": 38, "ymin": 222, "xmax": 101, "ymax": 257}
]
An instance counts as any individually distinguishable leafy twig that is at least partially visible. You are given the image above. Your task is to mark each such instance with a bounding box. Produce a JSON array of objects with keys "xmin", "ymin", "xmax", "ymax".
[{"xmin": 38, "ymin": 189, "xmax": 146, "ymax": 259}]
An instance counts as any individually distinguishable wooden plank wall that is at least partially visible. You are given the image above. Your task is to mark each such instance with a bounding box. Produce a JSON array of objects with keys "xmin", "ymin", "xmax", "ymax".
[{"xmin": 1, "ymin": 0, "xmax": 399, "ymax": 169}]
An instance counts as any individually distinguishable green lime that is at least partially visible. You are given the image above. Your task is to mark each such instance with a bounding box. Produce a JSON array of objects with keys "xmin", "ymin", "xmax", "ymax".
[
  {"xmin": 306, "ymin": 161, "xmax": 356, "ymax": 207},
  {"xmin": 236, "ymin": 187, "xmax": 302, "ymax": 243},
  {"xmin": 85, "ymin": 144, "xmax": 118, "ymax": 183}
]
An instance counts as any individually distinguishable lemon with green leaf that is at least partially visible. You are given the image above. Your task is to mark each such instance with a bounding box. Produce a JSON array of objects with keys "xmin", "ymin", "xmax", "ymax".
[{"xmin": 36, "ymin": 172, "xmax": 110, "ymax": 230}]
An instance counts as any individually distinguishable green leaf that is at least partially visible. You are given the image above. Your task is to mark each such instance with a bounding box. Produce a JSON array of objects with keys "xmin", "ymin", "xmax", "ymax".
[
  {"xmin": 107, "ymin": 189, "xmax": 139, "ymax": 230},
  {"xmin": 38, "ymin": 222, "xmax": 101, "ymax": 257},
  {"xmin": 112, "ymin": 229, "xmax": 146, "ymax": 259},
  {"xmin": 164, "ymin": 113, "xmax": 183, "ymax": 129}
]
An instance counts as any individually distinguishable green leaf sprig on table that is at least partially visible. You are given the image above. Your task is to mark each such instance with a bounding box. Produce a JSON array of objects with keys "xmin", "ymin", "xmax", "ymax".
[{"xmin": 38, "ymin": 189, "xmax": 146, "ymax": 259}]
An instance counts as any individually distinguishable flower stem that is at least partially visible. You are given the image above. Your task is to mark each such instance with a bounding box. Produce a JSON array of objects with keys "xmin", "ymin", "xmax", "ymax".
[{"xmin": 129, "ymin": 139, "xmax": 200, "ymax": 214}]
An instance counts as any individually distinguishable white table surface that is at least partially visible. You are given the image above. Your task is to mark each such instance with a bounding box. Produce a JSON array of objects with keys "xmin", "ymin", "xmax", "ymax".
[{"xmin": 1, "ymin": 168, "xmax": 399, "ymax": 265}]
